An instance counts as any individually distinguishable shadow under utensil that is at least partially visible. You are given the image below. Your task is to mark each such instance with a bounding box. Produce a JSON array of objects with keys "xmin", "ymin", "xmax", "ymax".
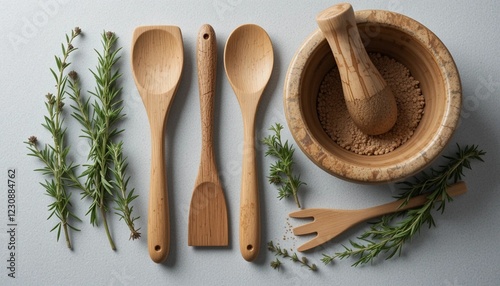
[
  {"xmin": 253, "ymin": 32, "xmax": 282, "ymax": 266},
  {"xmin": 159, "ymin": 33, "xmax": 195, "ymax": 268}
]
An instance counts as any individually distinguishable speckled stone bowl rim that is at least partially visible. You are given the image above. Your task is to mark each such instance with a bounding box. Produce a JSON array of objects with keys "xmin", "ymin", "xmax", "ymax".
[{"xmin": 283, "ymin": 9, "xmax": 462, "ymax": 184}]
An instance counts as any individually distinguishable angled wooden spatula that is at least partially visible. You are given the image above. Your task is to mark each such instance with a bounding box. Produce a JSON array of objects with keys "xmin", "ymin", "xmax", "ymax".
[{"xmin": 131, "ymin": 25, "xmax": 184, "ymax": 263}]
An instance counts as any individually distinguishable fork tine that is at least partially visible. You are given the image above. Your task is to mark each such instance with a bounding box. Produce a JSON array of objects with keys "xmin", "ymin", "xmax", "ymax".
[
  {"xmin": 290, "ymin": 209, "xmax": 327, "ymax": 235},
  {"xmin": 292, "ymin": 221, "xmax": 318, "ymax": 236},
  {"xmin": 297, "ymin": 235, "xmax": 329, "ymax": 252},
  {"xmin": 288, "ymin": 209, "xmax": 321, "ymax": 235},
  {"xmin": 290, "ymin": 208, "xmax": 338, "ymax": 251},
  {"xmin": 289, "ymin": 208, "xmax": 326, "ymax": 218}
]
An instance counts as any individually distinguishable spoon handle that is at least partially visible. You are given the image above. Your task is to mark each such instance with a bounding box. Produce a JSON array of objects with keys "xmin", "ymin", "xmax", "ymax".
[
  {"xmin": 240, "ymin": 117, "xmax": 260, "ymax": 262},
  {"xmin": 197, "ymin": 24, "xmax": 217, "ymax": 178},
  {"xmin": 148, "ymin": 127, "xmax": 170, "ymax": 263}
]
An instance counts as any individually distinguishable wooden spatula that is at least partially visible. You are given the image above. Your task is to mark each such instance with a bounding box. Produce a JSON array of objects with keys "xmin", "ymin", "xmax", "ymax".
[
  {"xmin": 188, "ymin": 24, "xmax": 228, "ymax": 247},
  {"xmin": 131, "ymin": 25, "xmax": 184, "ymax": 263}
]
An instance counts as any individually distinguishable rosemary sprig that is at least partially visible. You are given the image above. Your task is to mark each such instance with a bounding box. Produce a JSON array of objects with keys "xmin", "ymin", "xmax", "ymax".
[
  {"xmin": 262, "ymin": 123, "xmax": 305, "ymax": 208},
  {"xmin": 24, "ymin": 27, "xmax": 82, "ymax": 249},
  {"xmin": 268, "ymin": 241, "xmax": 317, "ymax": 271},
  {"xmin": 109, "ymin": 142, "xmax": 141, "ymax": 240},
  {"xmin": 69, "ymin": 31, "xmax": 138, "ymax": 249},
  {"xmin": 321, "ymin": 144, "xmax": 485, "ymax": 266}
]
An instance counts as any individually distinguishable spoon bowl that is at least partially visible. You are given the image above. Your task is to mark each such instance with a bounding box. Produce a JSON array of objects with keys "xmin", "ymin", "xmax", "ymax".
[
  {"xmin": 132, "ymin": 30, "xmax": 183, "ymax": 95},
  {"xmin": 131, "ymin": 25, "xmax": 184, "ymax": 263},
  {"xmin": 224, "ymin": 24, "xmax": 274, "ymax": 262},
  {"xmin": 224, "ymin": 25, "xmax": 274, "ymax": 95}
]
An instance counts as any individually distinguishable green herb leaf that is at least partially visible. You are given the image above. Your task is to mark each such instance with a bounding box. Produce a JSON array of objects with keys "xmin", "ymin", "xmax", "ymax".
[
  {"xmin": 267, "ymin": 241, "xmax": 317, "ymax": 271},
  {"xmin": 69, "ymin": 30, "xmax": 140, "ymax": 248},
  {"xmin": 322, "ymin": 144, "xmax": 485, "ymax": 266},
  {"xmin": 262, "ymin": 123, "xmax": 305, "ymax": 208},
  {"xmin": 24, "ymin": 28, "xmax": 83, "ymax": 249}
]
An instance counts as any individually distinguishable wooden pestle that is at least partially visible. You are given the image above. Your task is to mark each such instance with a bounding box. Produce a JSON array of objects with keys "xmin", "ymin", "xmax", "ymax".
[{"xmin": 316, "ymin": 3, "xmax": 397, "ymax": 135}]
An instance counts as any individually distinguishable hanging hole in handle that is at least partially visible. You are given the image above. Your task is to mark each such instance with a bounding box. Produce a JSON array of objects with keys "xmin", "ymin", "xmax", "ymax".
[
  {"xmin": 155, "ymin": 245, "xmax": 161, "ymax": 252},
  {"xmin": 203, "ymin": 33, "xmax": 210, "ymax": 40},
  {"xmin": 246, "ymin": 244, "xmax": 254, "ymax": 251}
]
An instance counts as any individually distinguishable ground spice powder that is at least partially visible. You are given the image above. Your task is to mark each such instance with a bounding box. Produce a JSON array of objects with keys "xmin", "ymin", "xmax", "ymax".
[{"xmin": 317, "ymin": 53, "xmax": 425, "ymax": 155}]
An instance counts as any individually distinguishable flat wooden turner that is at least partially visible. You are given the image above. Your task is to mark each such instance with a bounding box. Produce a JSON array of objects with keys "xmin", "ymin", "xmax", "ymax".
[{"xmin": 188, "ymin": 24, "xmax": 229, "ymax": 246}]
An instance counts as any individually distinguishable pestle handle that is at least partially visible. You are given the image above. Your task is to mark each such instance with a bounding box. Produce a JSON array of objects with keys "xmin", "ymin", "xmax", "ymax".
[{"xmin": 316, "ymin": 3, "xmax": 398, "ymax": 135}]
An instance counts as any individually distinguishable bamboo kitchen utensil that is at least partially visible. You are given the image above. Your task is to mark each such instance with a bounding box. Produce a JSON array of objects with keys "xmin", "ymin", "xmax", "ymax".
[
  {"xmin": 224, "ymin": 24, "xmax": 274, "ymax": 261},
  {"xmin": 316, "ymin": 3, "xmax": 397, "ymax": 135},
  {"xmin": 289, "ymin": 181, "xmax": 467, "ymax": 251},
  {"xmin": 131, "ymin": 26, "xmax": 184, "ymax": 263},
  {"xmin": 188, "ymin": 24, "xmax": 229, "ymax": 247}
]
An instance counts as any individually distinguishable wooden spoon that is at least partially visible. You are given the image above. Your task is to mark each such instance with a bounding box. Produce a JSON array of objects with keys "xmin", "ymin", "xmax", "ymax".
[
  {"xmin": 289, "ymin": 181, "xmax": 467, "ymax": 251},
  {"xmin": 188, "ymin": 24, "xmax": 228, "ymax": 247},
  {"xmin": 224, "ymin": 24, "xmax": 274, "ymax": 261},
  {"xmin": 316, "ymin": 3, "xmax": 398, "ymax": 135},
  {"xmin": 131, "ymin": 26, "xmax": 183, "ymax": 263}
]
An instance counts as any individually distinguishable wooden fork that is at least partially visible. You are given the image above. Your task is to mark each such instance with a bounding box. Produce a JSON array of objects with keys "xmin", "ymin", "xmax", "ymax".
[{"xmin": 289, "ymin": 181, "xmax": 467, "ymax": 252}]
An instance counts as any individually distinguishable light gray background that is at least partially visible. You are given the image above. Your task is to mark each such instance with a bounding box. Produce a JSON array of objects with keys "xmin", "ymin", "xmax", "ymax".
[{"xmin": 1, "ymin": 0, "xmax": 499, "ymax": 285}]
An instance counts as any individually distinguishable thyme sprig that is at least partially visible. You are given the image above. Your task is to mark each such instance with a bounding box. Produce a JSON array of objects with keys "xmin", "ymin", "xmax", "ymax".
[
  {"xmin": 321, "ymin": 144, "xmax": 485, "ymax": 266},
  {"xmin": 24, "ymin": 27, "xmax": 82, "ymax": 249},
  {"xmin": 262, "ymin": 123, "xmax": 305, "ymax": 208},
  {"xmin": 268, "ymin": 241, "xmax": 317, "ymax": 271},
  {"xmin": 69, "ymin": 31, "xmax": 139, "ymax": 248},
  {"xmin": 270, "ymin": 258, "xmax": 282, "ymax": 271}
]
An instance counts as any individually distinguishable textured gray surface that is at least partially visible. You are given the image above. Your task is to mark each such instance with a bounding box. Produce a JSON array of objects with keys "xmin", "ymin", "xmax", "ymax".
[{"xmin": 1, "ymin": 0, "xmax": 499, "ymax": 285}]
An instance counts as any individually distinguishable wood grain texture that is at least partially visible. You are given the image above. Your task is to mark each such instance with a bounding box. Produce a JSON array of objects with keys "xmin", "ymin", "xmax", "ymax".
[
  {"xmin": 283, "ymin": 10, "xmax": 462, "ymax": 184},
  {"xmin": 316, "ymin": 3, "xmax": 397, "ymax": 135},
  {"xmin": 131, "ymin": 25, "xmax": 184, "ymax": 263},
  {"xmin": 290, "ymin": 181, "xmax": 467, "ymax": 251},
  {"xmin": 224, "ymin": 24, "xmax": 274, "ymax": 261},
  {"xmin": 188, "ymin": 24, "xmax": 229, "ymax": 247}
]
